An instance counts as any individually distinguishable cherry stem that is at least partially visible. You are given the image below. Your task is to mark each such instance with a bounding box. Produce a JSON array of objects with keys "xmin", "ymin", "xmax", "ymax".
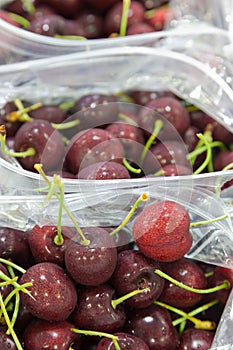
[
  {"xmin": 53, "ymin": 175, "xmax": 65, "ymax": 246},
  {"xmin": 21, "ymin": 0, "xmax": 35, "ymax": 14},
  {"xmin": 14, "ymin": 99, "xmax": 31, "ymax": 121},
  {"xmin": 59, "ymin": 100, "xmax": 75, "ymax": 111},
  {"xmin": 34, "ymin": 164, "xmax": 90, "ymax": 246},
  {"xmin": 139, "ymin": 119, "xmax": 164, "ymax": 167},
  {"xmin": 119, "ymin": 0, "xmax": 131, "ymax": 37},
  {"xmin": 123, "ymin": 157, "xmax": 141, "ymax": 174},
  {"xmin": 0, "ymin": 293, "xmax": 23, "ymax": 350},
  {"xmin": 71, "ymin": 329, "xmax": 121, "ymax": 350},
  {"xmin": 145, "ymin": 3, "xmax": 169, "ymax": 19},
  {"xmin": 118, "ymin": 112, "xmax": 138, "ymax": 126},
  {"xmin": 6, "ymin": 102, "xmax": 42, "ymax": 122},
  {"xmin": 0, "ymin": 126, "xmax": 36, "ymax": 158},
  {"xmin": 9, "ymin": 12, "xmax": 30, "ymax": 28},
  {"xmin": 109, "ymin": 193, "xmax": 149, "ymax": 236},
  {"xmin": 190, "ymin": 213, "xmax": 228, "ymax": 228},
  {"xmin": 0, "ymin": 258, "xmax": 26, "ymax": 274},
  {"xmin": 172, "ymin": 299, "xmax": 219, "ymax": 327},
  {"xmin": 111, "ymin": 287, "xmax": 150, "ymax": 309},
  {"xmin": 154, "ymin": 269, "xmax": 231, "ymax": 294},
  {"xmin": 154, "ymin": 300, "xmax": 216, "ymax": 331},
  {"xmin": 187, "ymin": 141, "xmax": 226, "ymax": 165},
  {"xmin": 193, "ymin": 133, "xmax": 212, "ymax": 174},
  {"xmin": 51, "ymin": 119, "xmax": 80, "ymax": 130},
  {"xmin": 153, "ymin": 169, "xmax": 165, "ymax": 176}
]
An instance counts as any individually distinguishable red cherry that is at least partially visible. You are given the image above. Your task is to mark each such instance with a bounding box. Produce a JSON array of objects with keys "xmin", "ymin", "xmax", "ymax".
[{"xmin": 132, "ymin": 200, "xmax": 193, "ymax": 262}]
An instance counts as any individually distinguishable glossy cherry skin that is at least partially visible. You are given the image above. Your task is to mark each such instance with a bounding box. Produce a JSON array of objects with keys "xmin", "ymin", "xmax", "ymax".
[
  {"xmin": 28, "ymin": 14, "xmax": 66, "ymax": 36},
  {"xmin": 96, "ymin": 332, "xmax": 150, "ymax": 350},
  {"xmin": 71, "ymin": 284, "xmax": 126, "ymax": 333},
  {"xmin": 27, "ymin": 225, "xmax": 76, "ymax": 267},
  {"xmin": 69, "ymin": 93, "xmax": 119, "ymax": 133},
  {"xmin": 29, "ymin": 105, "xmax": 68, "ymax": 124},
  {"xmin": 178, "ymin": 328, "xmax": 214, "ymax": 350},
  {"xmin": 0, "ymin": 101, "xmax": 22, "ymax": 137},
  {"xmin": 65, "ymin": 227, "xmax": 117, "ymax": 286},
  {"xmin": 208, "ymin": 266, "xmax": 233, "ymax": 304},
  {"xmin": 23, "ymin": 319, "xmax": 82, "ymax": 350},
  {"xmin": 124, "ymin": 304, "xmax": 179, "ymax": 350},
  {"xmin": 0, "ymin": 326, "xmax": 19, "ymax": 350},
  {"xmin": 159, "ymin": 258, "xmax": 207, "ymax": 308},
  {"xmin": 14, "ymin": 119, "xmax": 65, "ymax": 172},
  {"xmin": 139, "ymin": 96, "xmax": 191, "ymax": 139},
  {"xmin": 20, "ymin": 262, "xmax": 77, "ymax": 321},
  {"xmin": 133, "ymin": 200, "xmax": 193, "ymax": 262},
  {"xmin": 0, "ymin": 227, "xmax": 32, "ymax": 268},
  {"xmin": 44, "ymin": 0, "xmax": 83, "ymax": 17},
  {"xmin": 214, "ymin": 150, "xmax": 233, "ymax": 171},
  {"xmin": 65, "ymin": 128, "xmax": 124, "ymax": 174},
  {"xmin": 110, "ymin": 249, "xmax": 164, "ymax": 308},
  {"xmin": 77, "ymin": 161, "xmax": 130, "ymax": 179}
]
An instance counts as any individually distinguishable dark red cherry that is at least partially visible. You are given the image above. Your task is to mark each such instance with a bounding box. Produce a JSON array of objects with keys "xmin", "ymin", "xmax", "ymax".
[
  {"xmin": 27, "ymin": 225, "xmax": 76, "ymax": 266},
  {"xmin": 214, "ymin": 150, "xmax": 233, "ymax": 171},
  {"xmin": 111, "ymin": 249, "xmax": 164, "ymax": 308},
  {"xmin": 43, "ymin": 0, "xmax": 83, "ymax": 18},
  {"xmin": 29, "ymin": 105, "xmax": 68, "ymax": 124},
  {"xmin": 212, "ymin": 122, "xmax": 233, "ymax": 146},
  {"xmin": 23, "ymin": 319, "xmax": 82, "ymax": 350},
  {"xmin": 28, "ymin": 14, "xmax": 66, "ymax": 36},
  {"xmin": 159, "ymin": 258, "xmax": 207, "ymax": 308},
  {"xmin": 139, "ymin": 96, "xmax": 191, "ymax": 139},
  {"xmin": 74, "ymin": 11, "xmax": 104, "ymax": 39},
  {"xmin": 0, "ymin": 326, "xmax": 18, "ymax": 350},
  {"xmin": 178, "ymin": 328, "xmax": 214, "ymax": 350},
  {"xmin": 69, "ymin": 93, "xmax": 119, "ymax": 132},
  {"xmin": 183, "ymin": 125, "xmax": 200, "ymax": 152},
  {"xmin": 104, "ymin": 1, "xmax": 145, "ymax": 35},
  {"xmin": 124, "ymin": 304, "xmax": 179, "ymax": 350},
  {"xmin": 71, "ymin": 284, "xmax": 126, "ymax": 333},
  {"xmin": 85, "ymin": 0, "xmax": 119, "ymax": 14},
  {"xmin": 130, "ymin": 89, "xmax": 175, "ymax": 106},
  {"xmin": 133, "ymin": 200, "xmax": 193, "ymax": 262},
  {"xmin": 161, "ymin": 164, "xmax": 193, "ymax": 176},
  {"xmin": 14, "ymin": 119, "xmax": 65, "ymax": 172},
  {"xmin": 0, "ymin": 101, "xmax": 22, "ymax": 137},
  {"xmin": 65, "ymin": 226, "xmax": 117, "ymax": 286},
  {"xmin": 20, "ymin": 262, "xmax": 77, "ymax": 321},
  {"xmin": 0, "ymin": 227, "xmax": 31, "ymax": 268},
  {"xmin": 65, "ymin": 128, "xmax": 124, "ymax": 174},
  {"xmin": 77, "ymin": 161, "xmax": 130, "ymax": 179},
  {"xmin": 208, "ymin": 266, "xmax": 233, "ymax": 304},
  {"xmin": 127, "ymin": 22, "xmax": 155, "ymax": 35},
  {"xmin": 96, "ymin": 332, "xmax": 150, "ymax": 350}
]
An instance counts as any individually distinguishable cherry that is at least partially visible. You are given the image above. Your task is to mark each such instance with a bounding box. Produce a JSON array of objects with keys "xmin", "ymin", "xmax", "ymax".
[
  {"xmin": 77, "ymin": 161, "xmax": 131, "ymax": 179},
  {"xmin": 183, "ymin": 125, "xmax": 200, "ymax": 152},
  {"xmin": 208, "ymin": 266, "xmax": 233, "ymax": 304},
  {"xmin": 42, "ymin": 0, "xmax": 83, "ymax": 18},
  {"xmin": 106, "ymin": 121, "xmax": 145, "ymax": 162},
  {"xmin": 85, "ymin": 0, "xmax": 120, "ymax": 14},
  {"xmin": 23, "ymin": 319, "xmax": 82, "ymax": 350},
  {"xmin": 214, "ymin": 150, "xmax": 233, "ymax": 171},
  {"xmin": 96, "ymin": 332, "xmax": 150, "ymax": 349},
  {"xmin": 124, "ymin": 303, "xmax": 179, "ymax": 350},
  {"xmin": 28, "ymin": 14, "xmax": 66, "ymax": 36},
  {"xmin": 147, "ymin": 6, "xmax": 174, "ymax": 31},
  {"xmin": 129, "ymin": 89, "xmax": 175, "ymax": 106},
  {"xmin": 19, "ymin": 262, "xmax": 77, "ymax": 321},
  {"xmin": 104, "ymin": 1, "xmax": 145, "ymax": 36},
  {"xmin": 65, "ymin": 128, "xmax": 124, "ymax": 174},
  {"xmin": 212, "ymin": 122, "xmax": 233, "ymax": 146},
  {"xmin": 126, "ymin": 21, "xmax": 154, "ymax": 35},
  {"xmin": 178, "ymin": 328, "xmax": 214, "ymax": 350},
  {"xmin": 158, "ymin": 258, "xmax": 207, "ymax": 308},
  {"xmin": 0, "ymin": 326, "xmax": 18, "ymax": 350},
  {"xmin": 110, "ymin": 249, "xmax": 164, "ymax": 308},
  {"xmin": 14, "ymin": 119, "xmax": 65, "ymax": 172},
  {"xmin": 27, "ymin": 225, "xmax": 76, "ymax": 267},
  {"xmin": 0, "ymin": 263, "xmax": 13, "ymax": 301},
  {"xmin": 74, "ymin": 11, "xmax": 104, "ymax": 39},
  {"xmin": 69, "ymin": 93, "xmax": 119, "ymax": 132},
  {"xmin": 161, "ymin": 163, "xmax": 193, "ymax": 176},
  {"xmin": 28, "ymin": 105, "xmax": 68, "ymax": 124},
  {"xmin": 0, "ymin": 101, "xmax": 22, "ymax": 137},
  {"xmin": 133, "ymin": 200, "xmax": 193, "ymax": 262},
  {"xmin": 0, "ymin": 227, "xmax": 32, "ymax": 268},
  {"xmin": 71, "ymin": 284, "xmax": 126, "ymax": 333},
  {"xmin": 14, "ymin": 304, "xmax": 35, "ymax": 334},
  {"xmin": 64, "ymin": 227, "xmax": 118, "ymax": 286},
  {"xmin": 139, "ymin": 96, "xmax": 191, "ymax": 139}
]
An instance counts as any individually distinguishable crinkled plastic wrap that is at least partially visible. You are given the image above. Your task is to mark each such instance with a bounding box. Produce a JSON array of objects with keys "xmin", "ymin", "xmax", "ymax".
[{"xmin": 1, "ymin": 46, "xmax": 233, "ymax": 348}]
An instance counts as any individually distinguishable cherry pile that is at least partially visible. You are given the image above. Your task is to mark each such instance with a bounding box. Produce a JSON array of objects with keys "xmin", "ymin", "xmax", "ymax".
[
  {"xmin": 0, "ymin": 190, "xmax": 232, "ymax": 349},
  {"xmin": 0, "ymin": 0, "xmax": 173, "ymax": 39},
  {"xmin": 1, "ymin": 88, "xmax": 233, "ymax": 185}
]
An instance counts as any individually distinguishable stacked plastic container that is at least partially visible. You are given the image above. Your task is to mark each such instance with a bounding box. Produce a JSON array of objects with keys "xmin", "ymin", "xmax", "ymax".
[{"xmin": 1, "ymin": 1, "xmax": 233, "ymax": 349}]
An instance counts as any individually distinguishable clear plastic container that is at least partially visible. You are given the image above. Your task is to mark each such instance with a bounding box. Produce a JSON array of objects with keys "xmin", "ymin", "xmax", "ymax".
[{"xmin": 0, "ymin": 46, "xmax": 233, "ymax": 349}]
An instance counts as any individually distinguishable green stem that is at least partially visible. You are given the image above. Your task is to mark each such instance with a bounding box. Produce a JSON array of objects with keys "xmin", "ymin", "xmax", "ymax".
[
  {"xmin": 193, "ymin": 133, "xmax": 212, "ymax": 175},
  {"xmin": 172, "ymin": 299, "xmax": 219, "ymax": 327},
  {"xmin": 71, "ymin": 329, "xmax": 121, "ymax": 350},
  {"xmin": 9, "ymin": 13, "xmax": 30, "ymax": 28},
  {"xmin": 118, "ymin": 113, "xmax": 138, "ymax": 126},
  {"xmin": 51, "ymin": 119, "xmax": 80, "ymax": 130},
  {"xmin": 123, "ymin": 158, "xmax": 141, "ymax": 174},
  {"xmin": 54, "ymin": 35, "xmax": 87, "ymax": 40},
  {"xmin": 154, "ymin": 300, "xmax": 216, "ymax": 330},
  {"xmin": 14, "ymin": 99, "xmax": 31, "ymax": 122},
  {"xmin": 111, "ymin": 288, "xmax": 150, "ymax": 309},
  {"xmin": 190, "ymin": 214, "xmax": 228, "ymax": 228},
  {"xmin": 53, "ymin": 175, "xmax": 65, "ymax": 246},
  {"xmin": 6, "ymin": 102, "xmax": 42, "ymax": 122},
  {"xmin": 139, "ymin": 119, "xmax": 163, "ymax": 167},
  {"xmin": 155, "ymin": 269, "xmax": 230, "ymax": 294},
  {"xmin": 0, "ymin": 293, "xmax": 23, "ymax": 350},
  {"xmin": 0, "ymin": 132, "xmax": 35, "ymax": 158},
  {"xmin": 119, "ymin": 0, "xmax": 131, "ymax": 37},
  {"xmin": 109, "ymin": 193, "xmax": 149, "ymax": 236},
  {"xmin": 21, "ymin": 0, "xmax": 35, "ymax": 14},
  {"xmin": 34, "ymin": 164, "xmax": 90, "ymax": 246},
  {"xmin": 0, "ymin": 258, "xmax": 26, "ymax": 274}
]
